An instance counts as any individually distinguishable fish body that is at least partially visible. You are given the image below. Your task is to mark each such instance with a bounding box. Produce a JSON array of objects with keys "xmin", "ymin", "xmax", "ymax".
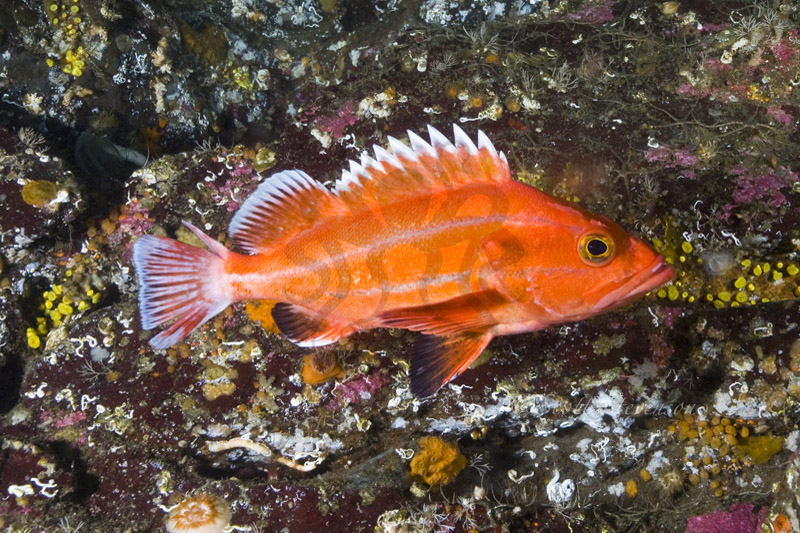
[{"xmin": 133, "ymin": 125, "xmax": 674, "ymax": 396}]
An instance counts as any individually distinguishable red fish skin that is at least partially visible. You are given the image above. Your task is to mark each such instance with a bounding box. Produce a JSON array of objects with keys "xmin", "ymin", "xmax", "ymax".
[
  {"xmin": 133, "ymin": 124, "xmax": 674, "ymax": 396},
  {"xmin": 223, "ymin": 178, "xmax": 671, "ymax": 338}
]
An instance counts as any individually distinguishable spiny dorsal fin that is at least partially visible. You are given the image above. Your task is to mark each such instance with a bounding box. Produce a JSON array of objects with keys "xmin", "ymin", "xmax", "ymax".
[
  {"xmin": 229, "ymin": 170, "xmax": 343, "ymax": 253},
  {"xmin": 229, "ymin": 126, "xmax": 509, "ymax": 254},
  {"xmin": 334, "ymin": 124, "xmax": 511, "ymax": 207}
]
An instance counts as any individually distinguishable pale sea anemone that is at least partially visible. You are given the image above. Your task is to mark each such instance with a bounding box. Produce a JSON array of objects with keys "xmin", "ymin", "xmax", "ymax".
[{"xmin": 165, "ymin": 492, "xmax": 232, "ymax": 533}]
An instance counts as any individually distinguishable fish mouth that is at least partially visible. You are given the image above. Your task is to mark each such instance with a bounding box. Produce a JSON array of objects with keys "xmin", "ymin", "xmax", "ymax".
[{"xmin": 591, "ymin": 257, "xmax": 676, "ymax": 313}]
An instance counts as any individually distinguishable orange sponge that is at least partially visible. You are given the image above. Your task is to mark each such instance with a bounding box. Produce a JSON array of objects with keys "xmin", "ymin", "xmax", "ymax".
[{"xmin": 409, "ymin": 436, "xmax": 466, "ymax": 488}]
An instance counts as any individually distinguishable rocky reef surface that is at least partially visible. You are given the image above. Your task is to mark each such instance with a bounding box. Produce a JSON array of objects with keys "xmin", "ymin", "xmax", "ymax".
[{"xmin": 1, "ymin": 1, "xmax": 800, "ymax": 531}]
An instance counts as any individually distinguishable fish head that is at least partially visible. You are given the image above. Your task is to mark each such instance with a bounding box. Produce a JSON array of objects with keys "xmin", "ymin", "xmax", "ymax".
[
  {"xmin": 512, "ymin": 206, "xmax": 675, "ymax": 323},
  {"xmin": 572, "ymin": 218, "xmax": 675, "ymax": 317}
]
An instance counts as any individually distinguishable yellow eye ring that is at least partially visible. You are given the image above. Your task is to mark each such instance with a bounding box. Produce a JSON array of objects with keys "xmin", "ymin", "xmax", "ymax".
[{"xmin": 579, "ymin": 233, "xmax": 614, "ymax": 265}]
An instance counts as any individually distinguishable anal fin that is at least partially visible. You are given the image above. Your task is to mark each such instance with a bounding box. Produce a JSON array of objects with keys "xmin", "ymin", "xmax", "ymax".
[
  {"xmin": 271, "ymin": 302, "xmax": 354, "ymax": 347},
  {"xmin": 378, "ymin": 290, "xmax": 506, "ymax": 336},
  {"xmin": 410, "ymin": 331, "xmax": 493, "ymax": 397}
]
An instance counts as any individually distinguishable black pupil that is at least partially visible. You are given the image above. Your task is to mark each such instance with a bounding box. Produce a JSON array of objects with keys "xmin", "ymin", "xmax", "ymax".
[{"xmin": 587, "ymin": 239, "xmax": 608, "ymax": 256}]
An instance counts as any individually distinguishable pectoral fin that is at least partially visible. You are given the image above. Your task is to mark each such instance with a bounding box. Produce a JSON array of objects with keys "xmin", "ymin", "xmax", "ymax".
[
  {"xmin": 480, "ymin": 228, "xmax": 530, "ymax": 302},
  {"xmin": 480, "ymin": 228, "xmax": 526, "ymax": 270},
  {"xmin": 410, "ymin": 331, "xmax": 493, "ymax": 397},
  {"xmin": 378, "ymin": 290, "xmax": 506, "ymax": 336}
]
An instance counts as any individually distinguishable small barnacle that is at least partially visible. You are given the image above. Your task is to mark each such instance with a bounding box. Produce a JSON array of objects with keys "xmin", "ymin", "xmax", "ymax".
[
  {"xmin": 659, "ymin": 2, "xmax": 680, "ymax": 16},
  {"xmin": 576, "ymin": 50, "xmax": 605, "ymax": 81},
  {"xmin": 504, "ymin": 95, "xmax": 521, "ymax": 113}
]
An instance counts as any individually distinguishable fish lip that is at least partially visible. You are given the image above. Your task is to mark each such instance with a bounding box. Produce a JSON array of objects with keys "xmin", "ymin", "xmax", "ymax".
[{"xmin": 591, "ymin": 257, "xmax": 675, "ymax": 312}]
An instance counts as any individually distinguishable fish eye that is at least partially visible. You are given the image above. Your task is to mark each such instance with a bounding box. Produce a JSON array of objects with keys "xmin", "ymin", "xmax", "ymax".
[{"xmin": 579, "ymin": 233, "xmax": 614, "ymax": 265}]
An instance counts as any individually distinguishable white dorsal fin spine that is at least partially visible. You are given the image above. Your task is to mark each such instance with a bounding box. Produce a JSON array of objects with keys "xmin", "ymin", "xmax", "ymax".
[
  {"xmin": 387, "ymin": 136, "xmax": 417, "ymax": 161},
  {"xmin": 335, "ymin": 169, "xmax": 359, "ymax": 192},
  {"xmin": 427, "ymin": 125, "xmax": 456, "ymax": 152},
  {"xmin": 330, "ymin": 124, "xmax": 510, "ymax": 193},
  {"xmin": 408, "ymin": 130, "xmax": 437, "ymax": 158},
  {"xmin": 373, "ymin": 145, "xmax": 402, "ymax": 169},
  {"xmin": 453, "ymin": 124, "xmax": 478, "ymax": 155},
  {"xmin": 360, "ymin": 152, "xmax": 382, "ymax": 172},
  {"xmin": 349, "ymin": 159, "xmax": 371, "ymax": 181},
  {"xmin": 477, "ymin": 130, "xmax": 497, "ymax": 157}
]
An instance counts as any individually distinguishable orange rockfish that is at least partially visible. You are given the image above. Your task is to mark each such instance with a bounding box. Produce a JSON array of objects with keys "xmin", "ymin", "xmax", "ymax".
[{"xmin": 133, "ymin": 124, "xmax": 674, "ymax": 396}]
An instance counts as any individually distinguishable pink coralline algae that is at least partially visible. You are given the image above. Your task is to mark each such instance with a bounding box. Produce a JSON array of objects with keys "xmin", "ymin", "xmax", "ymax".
[
  {"xmin": 204, "ymin": 158, "xmax": 261, "ymax": 212},
  {"xmin": 699, "ymin": 23, "xmax": 728, "ymax": 33},
  {"xmin": 55, "ymin": 411, "xmax": 87, "ymax": 429},
  {"xmin": 658, "ymin": 306, "xmax": 683, "ymax": 329},
  {"xmin": 730, "ymin": 165, "xmax": 799, "ymax": 209},
  {"xmin": 645, "ymin": 146, "xmax": 699, "ymax": 177},
  {"xmin": 335, "ymin": 373, "xmax": 389, "ymax": 405},
  {"xmin": 107, "ymin": 198, "xmax": 154, "ymax": 250},
  {"xmin": 685, "ymin": 503, "xmax": 767, "ymax": 533},
  {"xmin": 315, "ymin": 101, "xmax": 360, "ymax": 140},
  {"xmin": 766, "ymin": 105, "xmax": 795, "ymax": 127},
  {"xmin": 563, "ymin": 1, "xmax": 615, "ymax": 25},
  {"xmin": 769, "ymin": 32, "xmax": 800, "ymax": 64},
  {"xmin": 649, "ymin": 332, "xmax": 675, "ymax": 369},
  {"xmin": 40, "ymin": 410, "xmax": 87, "ymax": 429}
]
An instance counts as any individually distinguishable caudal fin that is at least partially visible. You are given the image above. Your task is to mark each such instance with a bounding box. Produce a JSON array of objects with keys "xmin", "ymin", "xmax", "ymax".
[{"xmin": 133, "ymin": 221, "xmax": 232, "ymax": 349}]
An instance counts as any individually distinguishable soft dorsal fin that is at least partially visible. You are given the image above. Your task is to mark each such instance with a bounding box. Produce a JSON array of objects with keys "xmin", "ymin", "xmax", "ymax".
[
  {"xmin": 334, "ymin": 124, "xmax": 511, "ymax": 207},
  {"xmin": 229, "ymin": 170, "xmax": 343, "ymax": 253}
]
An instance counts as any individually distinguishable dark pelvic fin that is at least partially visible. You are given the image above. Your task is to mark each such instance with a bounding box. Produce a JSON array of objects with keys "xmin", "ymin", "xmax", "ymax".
[
  {"xmin": 271, "ymin": 302, "xmax": 354, "ymax": 348},
  {"xmin": 410, "ymin": 331, "xmax": 492, "ymax": 397}
]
